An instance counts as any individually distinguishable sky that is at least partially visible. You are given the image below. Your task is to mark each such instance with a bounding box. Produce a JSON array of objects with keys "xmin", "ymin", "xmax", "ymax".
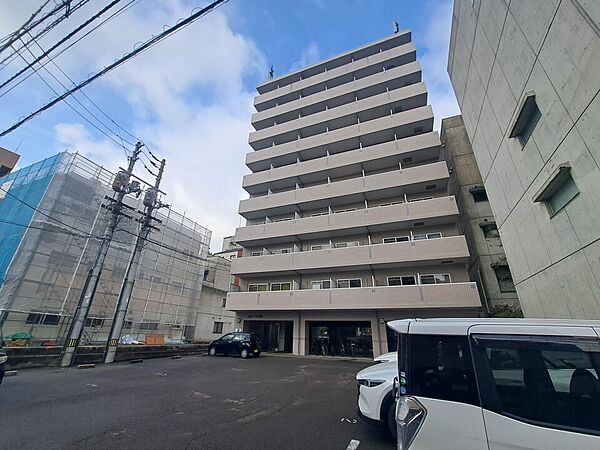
[{"xmin": 0, "ymin": 0, "xmax": 459, "ymax": 252}]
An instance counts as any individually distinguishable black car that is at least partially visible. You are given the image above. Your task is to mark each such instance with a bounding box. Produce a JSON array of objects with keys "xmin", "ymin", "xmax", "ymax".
[
  {"xmin": 208, "ymin": 332, "xmax": 261, "ymax": 358},
  {"xmin": 0, "ymin": 348, "xmax": 7, "ymax": 386}
]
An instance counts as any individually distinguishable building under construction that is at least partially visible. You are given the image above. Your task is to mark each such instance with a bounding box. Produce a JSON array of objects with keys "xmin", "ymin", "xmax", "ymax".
[{"xmin": 0, "ymin": 152, "xmax": 221, "ymax": 345}]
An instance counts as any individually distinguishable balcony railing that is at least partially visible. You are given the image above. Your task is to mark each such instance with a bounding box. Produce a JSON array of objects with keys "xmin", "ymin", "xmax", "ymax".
[{"xmin": 226, "ymin": 282, "xmax": 481, "ymax": 311}]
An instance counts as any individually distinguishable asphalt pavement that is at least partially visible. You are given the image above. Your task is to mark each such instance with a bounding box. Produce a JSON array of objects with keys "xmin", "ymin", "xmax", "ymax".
[{"xmin": 0, "ymin": 354, "xmax": 395, "ymax": 450}]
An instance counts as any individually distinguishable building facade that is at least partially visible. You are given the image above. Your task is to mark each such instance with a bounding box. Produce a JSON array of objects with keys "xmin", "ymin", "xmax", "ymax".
[
  {"xmin": 0, "ymin": 152, "xmax": 215, "ymax": 345},
  {"xmin": 0, "ymin": 146, "xmax": 19, "ymax": 177},
  {"xmin": 228, "ymin": 31, "xmax": 482, "ymax": 357},
  {"xmin": 441, "ymin": 115, "xmax": 520, "ymax": 313},
  {"xmin": 448, "ymin": 0, "xmax": 600, "ymax": 318}
]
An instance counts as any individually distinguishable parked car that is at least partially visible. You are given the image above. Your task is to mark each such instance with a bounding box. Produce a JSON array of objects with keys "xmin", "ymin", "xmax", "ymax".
[
  {"xmin": 208, "ymin": 332, "xmax": 261, "ymax": 358},
  {"xmin": 356, "ymin": 360, "xmax": 398, "ymax": 438},
  {"xmin": 374, "ymin": 351, "xmax": 397, "ymax": 364},
  {"xmin": 388, "ymin": 318, "xmax": 600, "ymax": 450},
  {"xmin": 0, "ymin": 348, "xmax": 7, "ymax": 385}
]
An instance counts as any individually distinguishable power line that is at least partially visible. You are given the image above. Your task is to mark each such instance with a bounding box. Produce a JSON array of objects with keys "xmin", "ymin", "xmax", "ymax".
[
  {"xmin": 0, "ymin": 0, "xmax": 229, "ymax": 138},
  {"xmin": 0, "ymin": 0, "xmax": 139, "ymax": 95},
  {"xmin": 0, "ymin": 0, "xmax": 52, "ymax": 46},
  {"xmin": 0, "ymin": 0, "xmax": 124, "ymax": 93}
]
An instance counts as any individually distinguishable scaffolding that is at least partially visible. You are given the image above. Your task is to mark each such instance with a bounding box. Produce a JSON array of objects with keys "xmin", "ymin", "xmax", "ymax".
[{"xmin": 0, "ymin": 152, "xmax": 212, "ymax": 345}]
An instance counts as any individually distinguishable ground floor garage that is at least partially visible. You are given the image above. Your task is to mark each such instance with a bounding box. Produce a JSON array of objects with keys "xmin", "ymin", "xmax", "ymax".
[{"xmin": 234, "ymin": 308, "xmax": 480, "ymax": 357}]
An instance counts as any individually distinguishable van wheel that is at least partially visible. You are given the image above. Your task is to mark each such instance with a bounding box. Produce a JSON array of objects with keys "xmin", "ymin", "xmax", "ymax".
[
  {"xmin": 209, "ymin": 347, "xmax": 216, "ymax": 356},
  {"xmin": 387, "ymin": 403, "xmax": 397, "ymax": 440},
  {"xmin": 240, "ymin": 348, "xmax": 249, "ymax": 359}
]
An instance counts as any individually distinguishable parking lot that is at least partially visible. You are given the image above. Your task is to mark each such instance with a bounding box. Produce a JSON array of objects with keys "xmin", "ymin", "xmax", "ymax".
[{"xmin": 0, "ymin": 354, "xmax": 395, "ymax": 450}]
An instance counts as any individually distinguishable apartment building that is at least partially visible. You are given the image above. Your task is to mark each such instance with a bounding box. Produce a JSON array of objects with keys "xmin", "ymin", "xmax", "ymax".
[
  {"xmin": 448, "ymin": 0, "xmax": 600, "ymax": 318},
  {"xmin": 228, "ymin": 31, "xmax": 482, "ymax": 357},
  {"xmin": 441, "ymin": 115, "xmax": 519, "ymax": 313}
]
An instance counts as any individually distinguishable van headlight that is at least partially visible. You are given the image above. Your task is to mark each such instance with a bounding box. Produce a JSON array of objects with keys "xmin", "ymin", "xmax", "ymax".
[
  {"xmin": 0, "ymin": 355, "xmax": 7, "ymax": 364},
  {"xmin": 357, "ymin": 378, "xmax": 385, "ymax": 388}
]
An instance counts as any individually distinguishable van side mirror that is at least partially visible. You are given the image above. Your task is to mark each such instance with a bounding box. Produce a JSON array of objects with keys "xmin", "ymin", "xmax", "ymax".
[{"xmin": 392, "ymin": 376, "xmax": 399, "ymax": 399}]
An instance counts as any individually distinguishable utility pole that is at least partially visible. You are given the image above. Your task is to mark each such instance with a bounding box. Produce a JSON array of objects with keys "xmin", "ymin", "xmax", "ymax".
[
  {"xmin": 60, "ymin": 142, "xmax": 143, "ymax": 367},
  {"xmin": 104, "ymin": 158, "xmax": 166, "ymax": 363}
]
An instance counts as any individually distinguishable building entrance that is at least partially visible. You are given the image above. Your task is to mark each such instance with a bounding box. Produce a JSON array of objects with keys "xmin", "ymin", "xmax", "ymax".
[
  {"xmin": 245, "ymin": 320, "xmax": 293, "ymax": 352},
  {"xmin": 308, "ymin": 321, "xmax": 373, "ymax": 357}
]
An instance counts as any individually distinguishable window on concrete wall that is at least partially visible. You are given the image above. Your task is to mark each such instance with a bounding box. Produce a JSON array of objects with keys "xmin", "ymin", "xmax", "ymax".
[
  {"xmin": 470, "ymin": 187, "xmax": 488, "ymax": 202},
  {"xmin": 213, "ymin": 322, "xmax": 223, "ymax": 333},
  {"xmin": 222, "ymin": 298, "xmax": 227, "ymax": 308},
  {"xmin": 493, "ymin": 266, "xmax": 516, "ymax": 293},
  {"xmin": 270, "ymin": 282, "xmax": 292, "ymax": 291},
  {"xmin": 248, "ymin": 283, "xmax": 268, "ymax": 292},
  {"xmin": 509, "ymin": 93, "xmax": 541, "ymax": 146},
  {"xmin": 383, "ymin": 236, "xmax": 410, "ymax": 243},
  {"xmin": 481, "ymin": 223, "xmax": 499, "ymax": 238},
  {"xmin": 420, "ymin": 274, "xmax": 451, "ymax": 284},
  {"xmin": 26, "ymin": 312, "xmax": 44, "ymax": 324},
  {"xmin": 203, "ymin": 269, "xmax": 209, "ymax": 281},
  {"xmin": 337, "ymin": 278, "xmax": 362, "ymax": 288},
  {"xmin": 387, "ymin": 275, "xmax": 417, "ymax": 286},
  {"xmin": 312, "ymin": 280, "xmax": 332, "ymax": 289},
  {"xmin": 533, "ymin": 165, "xmax": 580, "ymax": 217}
]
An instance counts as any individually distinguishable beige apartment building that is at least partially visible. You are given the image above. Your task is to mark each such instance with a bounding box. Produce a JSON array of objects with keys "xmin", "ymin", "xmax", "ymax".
[
  {"xmin": 228, "ymin": 31, "xmax": 482, "ymax": 357},
  {"xmin": 448, "ymin": 0, "xmax": 600, "ymax": 319},
  {"xmin": 0, "ymin": 147, "xmax": 19, "ymax": 177}
]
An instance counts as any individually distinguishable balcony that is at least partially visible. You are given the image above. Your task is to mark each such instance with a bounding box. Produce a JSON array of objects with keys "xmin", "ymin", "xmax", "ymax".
[
  {"xmin": 239, "ymin": 160, "xmax": 449, "ymax": 219},
  {"xmin": 246, "ymin": 105, "xmax": 434, "ymax": 172},
  {"xmin": 255, "ymin": 40, "xmax": 416, "ymax": 110},
  {"xmin": 249, "ymin": 82, "xmax": 428, "ymax": 150},
  {"xmin": 230, "ymin": 235, "xmax": 470, "ymax": 276},
  {"xmin": 226, "ymin": 282, "xmax": 481, "ymax": 311},
  {"xmin": 243, "ymin": 132, "xmax": 441, "ymax": 195},
  {"xmin": 251, "ymin": 61, "xmax": 422, "ymax": 130},
  {"xmin": 234, "ymin": 196, "xmax": 458, "ymax": 247}
]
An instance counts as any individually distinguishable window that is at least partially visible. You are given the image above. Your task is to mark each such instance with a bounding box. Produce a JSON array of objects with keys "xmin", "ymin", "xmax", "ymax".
[
  {"xmin": 402, "ymin": 157, "xmax": 412, "ymax": 164},
  {"xmin": 493, "ymin": 266, "xmax": 516, "ymax": 292},
  {"xmin": 387, "ymin": 275, "xmax": 416, "ymax": 286},
  {"xmin": 42, "ymin": 314, "xmax": 60, "ymax": 325},
  {"xmin": 248, "ymin": 283, "xmax": 268, "ymax": 292},
  {"xmin": 420, "ymin": 274, "xmax": 451, "ymax": 284},
  {"xmin": 311, "ymin": 245, "xmax": 326, "ymax": 251},
  {"xmin": 471, "ymin": 335, "xmax": 600, "ymax": 434},
  {"xmin": 123, "ymin": 320, "xmax": 133, "ymax": 330},
  {"xmin": 409, "ymin": 334, "xmax": 479, "ymax": 406},
  {"xmin": 312, "ymin": 280, "xmax": 332, "ymax": 289},
  {"xmin": 270, "ymin": 282, "xmax": 291, "ymax": 291},
  {"xmin": 250, "ymin": 251, "xmax": 263, "ymax": 257},
  {"xmin": 509, "ymin": 93, "xmax": 541, "ymax": 146},
  {"xmin": 272, "ymin": 248, "xmax": 292, "ymax": 254},
  {"xmin": 85, "ymin": 317, "xmax": 105, "ymax": 328},
  {"xmin": 481, "ymin": 223, "xmax": 499, "ymax": 238},
  {"xmin": 414, "ymin": 126, "xmax": 424, "ymax": 134},
  {"xmin": 425, "ymin": 184, "xmax": 436, "ymax": 191},
  {"xmin": 409, "ymin": 197, "xmax": 432, "ymax": 203},
  {"xmin": 213, "ymin": 322, "xmax": 224, "ymax": 333},
  {"xmin": 222, "ymin": 298, "xmax": 227, "ymax": 308},
  {"xmin": 337, "ymin": 278, "xmax": 362, "ymax": 288},
  {"xmin": 26, "ymin": 312, "xmax": 44, "ymax": 324},
  {"xmin": 221, "ymin": 332, "xmax": 234, "ymax": 341},
  {"xmin": 273, "ymin": 217, "xmax": 293, "ymax": 222},
  {"xmin": 533, "ymin": 165, "xmax": 579, "ymax": 216},
  {"xmin": 426, "ymin": 232, "xmax": 442, "ymax": 239},
  {"xmin": 334, "ymin": 241, "xmax": 359, "ymax": 248},
  {"xmin": 334, "ymin": 208, "xmax": 356, "ymax": 214},
  {"xmin": 413, "ymin": 234, "xmax": 427, "ymax": 241},
  {"xmin": 203, "ymin": 269, "xmax": 209, "ymax": 281},
  {"xmin": 383, "ymin": 236, "xmax": 410, "ymax": 244},
  {"xmin": 470, "ymin": 187, "xmax": 488, "ymax": 202},
  {"xmin": 311, "ymin": 212, "xmax": 328, "ymax": 217}
]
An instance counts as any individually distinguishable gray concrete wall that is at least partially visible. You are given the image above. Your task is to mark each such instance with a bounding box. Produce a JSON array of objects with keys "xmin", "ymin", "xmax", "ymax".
[
  {"xmin": 448, "ymin": 0, "xmax": 600, "ymax": 318},
  {"xmin": 441, "ymin": 115, "xmax": 520, "ymax": 312}
]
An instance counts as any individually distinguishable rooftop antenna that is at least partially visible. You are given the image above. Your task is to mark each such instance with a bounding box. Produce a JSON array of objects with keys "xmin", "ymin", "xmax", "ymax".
[
  {"xmin": 268, "ymin": 65, "xmax": 274, "ymax": 79},
  {"xmin": 393, "ymin": 21, "xmax": 400, "ymax": 34}
]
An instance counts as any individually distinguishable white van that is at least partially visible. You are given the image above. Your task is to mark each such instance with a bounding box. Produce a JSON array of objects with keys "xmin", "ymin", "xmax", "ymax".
[{"xmin": 388, "ymin": 318, "xmax": 600, "ymax": 450}]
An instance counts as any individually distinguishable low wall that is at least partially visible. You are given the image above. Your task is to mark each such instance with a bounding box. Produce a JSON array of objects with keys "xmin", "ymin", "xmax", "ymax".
[{"xmin": 4, "ymin": 343, "xmax": 209, "ymax": 370}]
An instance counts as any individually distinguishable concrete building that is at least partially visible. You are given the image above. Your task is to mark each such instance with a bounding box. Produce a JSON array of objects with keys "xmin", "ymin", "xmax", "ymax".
[
  {"xmin": 441, "ymin": 115, "xmax": 519, "ymax": 313},
  {"xmin": 228, "ymin": 31, "xmax": 482, "ymax": 357},
  {"xmin": 0, "ymin": 152, "xmax": 217, "ymax": 345},
  {"xmin": 0, "ymin": 147, "xmax": 19, "ymax": 177},
  {"xmin": 195, "ymin": 254, "xmax": 235, "ymax": 341},
  {"xmin": 448, "ymin": 0, "xmax": 600, "ymax": 318}
]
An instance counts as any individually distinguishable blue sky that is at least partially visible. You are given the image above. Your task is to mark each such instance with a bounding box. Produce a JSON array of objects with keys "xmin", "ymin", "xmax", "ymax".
[{"xmin": 0, "ymin": 0, "xmax": 458, "ymax": 251}]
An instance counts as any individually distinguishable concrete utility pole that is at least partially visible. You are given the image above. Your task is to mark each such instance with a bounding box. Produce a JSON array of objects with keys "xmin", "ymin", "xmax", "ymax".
[
  {"xmin": 60, "ymin": 142, "xmax": 143, "ymax": 367},
  {"xmin": 103, "ymin": 158, "xmax": 166, "ymax": 363}
]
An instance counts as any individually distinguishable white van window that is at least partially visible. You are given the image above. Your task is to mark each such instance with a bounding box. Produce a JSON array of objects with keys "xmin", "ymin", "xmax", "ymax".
[
  {"xmin": 472, "ymin": 335, "xmax": 600, "ymax": 434},
  {"xmin": 408, "ymin": 335, "xmax": 479, "ymax": 406}
]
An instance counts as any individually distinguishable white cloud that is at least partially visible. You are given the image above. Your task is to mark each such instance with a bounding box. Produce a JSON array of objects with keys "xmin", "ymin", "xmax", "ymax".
[
  {"xmin": 417, "ymin": 0, "xmax": 460, "ymax": 130},
  {"xmin": 290, "ymin": 41, "xmax": 320, "ymax": 72},
  {"xmin": 0, "ymin": 0, "xmax": 265, "ymax": 252}
]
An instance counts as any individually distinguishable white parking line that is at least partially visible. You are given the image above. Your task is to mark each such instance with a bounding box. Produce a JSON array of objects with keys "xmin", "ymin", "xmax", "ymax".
[{"xmin": 346, "ymin": 439, "xmax": 360, "ymax": 450}]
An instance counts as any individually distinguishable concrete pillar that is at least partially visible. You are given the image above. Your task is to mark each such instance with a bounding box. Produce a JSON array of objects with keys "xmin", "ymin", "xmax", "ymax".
[
  {"xmin": 370, "ymin": 314, "xmax": 383, "ymax": 357},
  {"xmin": 292, "ymin": 313, "xmax": 302, "ymax": 355}
]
